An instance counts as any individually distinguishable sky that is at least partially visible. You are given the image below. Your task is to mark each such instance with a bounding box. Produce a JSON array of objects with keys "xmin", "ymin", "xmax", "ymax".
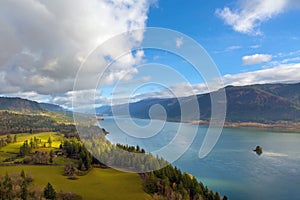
[{"xmin": 0, "ymin": 0, "xmax": 300, "ymax": 110}]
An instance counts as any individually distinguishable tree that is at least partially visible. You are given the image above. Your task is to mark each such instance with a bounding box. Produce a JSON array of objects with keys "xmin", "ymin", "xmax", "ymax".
[
  {"xmin": 214, "ymin": 192, "xmax": 221, "ymax": 200},
  {"xmin": 6, "ymin": 134, "xmax": 12, "ymax": 143},
  {"xmin": 0, "ymin": 138, "xmax": 5, "ymax": 147},
  {"xmin": 49, "ymin": 150, "xmax": 54, "ymax": 164},
  {"xmin": 3, "ymin": 173, "xmax": 12, "ymax": 199},
  {"xmin": 19, "ymin": 140, "xmax": 31, "ymax": 157},
  {"xmin": 144, "ymin": 172, "xmax": 157, "ymax": 194},
  {"xmin": 20, "ymin": 180, "xmax": 28, "ymax": 200},
  {"xmin": 31, "ymin": 151, "xmax": 49, "ymax": 164},
  {"xmin": 30, "ymin": 138, "xmax": 33, "ymax": 149},
  {"xmin": 48, "ymin": 136, "xmax": 53, "ymax": 148},
  {"xmin": 21, "ymin": 170, "xmax": 26, "ymax": 179},
  {"xmin": 44, "ymin": 182, "xmax": 56, "ymax": 200},
  {"xmin": 64, "ymin": 163, "xmax": 77, "ymax": 178}
]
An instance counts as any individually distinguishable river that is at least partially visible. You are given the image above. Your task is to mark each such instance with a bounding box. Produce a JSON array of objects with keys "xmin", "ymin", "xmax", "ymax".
[{"xmin": 98, "ymin": 117, "xmax": 300, "ymax": 200}]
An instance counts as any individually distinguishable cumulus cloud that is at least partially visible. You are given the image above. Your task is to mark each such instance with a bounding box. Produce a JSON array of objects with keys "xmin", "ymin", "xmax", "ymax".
[
  {"xmin": 52, "ymin": 89, "xmax": 109, "ymax": 111},
  {"xmin": 242, "ymin": 54, "xmax": 272, "ymax": 65},
  {"xmin": 132, "ymin": 82, "xmax": 209, "ymax": 100},
  {"xmin": 0, "ymin": 0, "xmax": 152, "ymax": 95},
  {"xmin": 222, "ymin": 63, "xmax": 300, "ymax": 86},
  {"xmin": 1, "ymin": 91, "xmax": 51, "ymax": 103},
  {"xmin": 128, "ymin": 63, "xmax": 300, "ymax": 102},
  {"xmin": 216, "ymin": 0, "xmax": 288, "ymax": 35}
]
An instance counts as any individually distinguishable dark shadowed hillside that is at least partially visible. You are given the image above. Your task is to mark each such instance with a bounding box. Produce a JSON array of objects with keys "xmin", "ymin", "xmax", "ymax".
[
  {"xmin": 224, "ymin": 85, "xmax": 300, "ymax": 122},
  {"xmin": 0, "ymin": 97, "xmax": 66, "ymax": 113},
  {"xmin": 97, "ymin": 82, "xmax": 300, "ymax": 123},
  {"xmin": 0, "ymin": 97, "xmax": 44, "ymax": 112}
]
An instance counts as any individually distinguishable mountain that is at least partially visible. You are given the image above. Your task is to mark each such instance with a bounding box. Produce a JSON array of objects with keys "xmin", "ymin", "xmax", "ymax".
[
  {"xmin": 224, "ymin": 84, "xmax": 300, "ymax": 122},
  {"xmin": 0, "ymin": 97, "xmax": 75, "ymax": 135},
  {"xmin": 253, "ymin": 82, "xmax": 300, "ymax": 105},
  {"xmin": 96, "ymin": 83, "xmax": 300, "ymax": 123},
  {"xmin": 0, "ymin": 97, "xmax": 66, "ymax": 113},
  {"xmin": 0, "ymin": 97, "xmax": 44, "ymax": 112}
]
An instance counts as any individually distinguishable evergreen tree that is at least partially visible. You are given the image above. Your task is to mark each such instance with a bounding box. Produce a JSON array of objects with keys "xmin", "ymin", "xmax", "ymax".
[
  {"xmin": 49, "ymin": 150, "xmax": 54, "ymax": 163},
  {"xmin": 20, "ymin": 180, "xmax": 28, "ymax": 200},
  {"xmin": 44, "ymin": 182, "xmax": 56, "ymax": 200},
  {"xmin": 48, "ymin": 136, "xmax": 53, "ymax": 147},
  {"xmin": 20, "ymin": 170, "xmax": 26, "ymax": 179},
  {"xmin": 0, "ymin": 138, "xmax": 5, "ymax": 147},
  {"xmin": 6, "ymin": 134, "xmax": 12, "ymax": 143},
  {"xmin": 214, "ymin": 192, "xmax": 221, "ymax": 200},
  {"xmin": 19, "ymin": 140, "xmax": 31, "ymax": 157},
  {"xmin": 3, "ymin": 173, "xmax": 12, "ymax": 200},
  {"xmin": 144, "ymin": 172, "xmax": 157, "ymax": 194},
  {"xmin": 30, "ymin": 138, "xmax": 33, "ymax": 149},
  {"xmin": 13, "ymin": 134, "xmax": 17, "ymax": 143}
]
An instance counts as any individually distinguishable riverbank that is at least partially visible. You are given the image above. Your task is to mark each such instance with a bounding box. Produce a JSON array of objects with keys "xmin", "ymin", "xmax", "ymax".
[{"xmin": 189, "ymin": 120, "xmax": 300, "ymax": 133}]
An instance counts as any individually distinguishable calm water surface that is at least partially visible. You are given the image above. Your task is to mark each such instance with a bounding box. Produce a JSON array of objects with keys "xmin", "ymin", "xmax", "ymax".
[{"xmin": 99, "ymin": 117, "xmax": 300, "ymax": 200}]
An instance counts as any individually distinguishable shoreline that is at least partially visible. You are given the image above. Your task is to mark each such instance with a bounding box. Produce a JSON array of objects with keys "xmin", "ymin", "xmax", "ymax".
[
  {"xmin": 188, "ymin": 120, "xmax": 300, "ymax": 133},
  {"xmin": 102, "ymin": 116, "xmax": 300, "ymax": 133}
]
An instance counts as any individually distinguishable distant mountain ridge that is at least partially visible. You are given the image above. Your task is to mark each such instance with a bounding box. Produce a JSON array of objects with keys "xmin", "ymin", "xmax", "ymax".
[
  {"xmin": 0, "ymin": 97, "xmax": 65, "ymax": 113},
  {"xmin": 96, "ymin": 82, "xmax": 300, "ymax": 123},
  {"xmin": 0, "ymin": 97, "xmax": 44, "ymax": 112}
]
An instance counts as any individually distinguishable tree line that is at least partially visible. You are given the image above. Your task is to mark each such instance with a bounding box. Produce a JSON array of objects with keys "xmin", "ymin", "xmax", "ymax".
[
  {"xmin": 0, "ymin": 111, "xmax": 76, "ymax": 135},
  {"xmin": 0, "ymin": 170, "xmax": 82, "ymax": 200},
  {"xmin": 0, "ymin": 134, "xmax": 17, "ymax": 148}
]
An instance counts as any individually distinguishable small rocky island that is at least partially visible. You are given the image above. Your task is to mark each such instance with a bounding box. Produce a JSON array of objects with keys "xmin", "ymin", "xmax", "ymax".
[{"xmin": 253, "ymin": 146, "xmax": 263, "ymax": 155}]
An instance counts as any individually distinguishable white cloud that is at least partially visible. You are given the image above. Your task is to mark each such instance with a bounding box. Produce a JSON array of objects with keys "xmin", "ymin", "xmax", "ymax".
[
  {"xmin": 127, "ymin": 63, "xmax": 300, "ymax": 102},
  {"xmin": 223, "ymin": 63, "xmax": 300, "ymax": 86},
  {"xmin": 175, "ymin": 37, "xmax": 184, "ymax": 48},
  {"xmin": 242, "ymin": 54, "xmax": 272, "ymax": 65},
  {"xmin": 213, "ymin": 45, "xmax": 242, "ymax": 54},
  {"xmin": 1, "ymin": 91, "xmax": 51, "ymax": 103},
  {"xmin": 216, "ymin": 0, "xmax": 288, "ymax": 35},
  {"xmin": 281, "ymin": 57, "xmax": 300, "ymax": 63},
  {"xmin": 53, "ymin": 89, "xmax": 111, "ymax": 111},
  {"xmin": 0, "ymin": 0, "xmax": 152, "ymax": 95},
  {"xmin": 250, "ymin": 45, "xmax": 261, "ymax": 49},
  {"xmin": 227, "ymin": 46, "xmax": 242, "ymax": 51}
]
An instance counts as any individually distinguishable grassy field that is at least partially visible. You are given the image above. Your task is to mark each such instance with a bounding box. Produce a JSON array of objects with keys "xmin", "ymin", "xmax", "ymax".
[
  {"xmin": 0, "ymin": 166, "xmax": 151, "ymax": 200},
  {"xmin": 0, "ymin": 132, "xmax": 63, "ymax": 162},
  {"xmin": 0, "ymin": 132, "xmax": 152, "ymax": 199}
]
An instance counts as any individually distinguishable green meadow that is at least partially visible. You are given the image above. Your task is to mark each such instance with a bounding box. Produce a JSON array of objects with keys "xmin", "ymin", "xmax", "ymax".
[
  {"xmin": 0, "ymin": 166, "xmax": 151, "ymax": 200},
  {"xmin": 0, "ymin": 132, "xmax": 152, "ymax": 199},
  {"xmin": 0, "ymin": 132, "xmax": 63, "ymax": 162}
]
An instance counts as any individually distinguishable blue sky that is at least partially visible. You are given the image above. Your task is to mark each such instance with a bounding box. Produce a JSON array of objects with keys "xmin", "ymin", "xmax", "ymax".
[
  {"xmin": 100, "ymin": 0, "xmax": 300, "ymax": 106},
  {"xmin": 146, "ymin": 0, "xmax": 300, "ymax": 75},
  {"xmin": 0, "ymin": 0, "xmax": 300, "ymax": 109}
]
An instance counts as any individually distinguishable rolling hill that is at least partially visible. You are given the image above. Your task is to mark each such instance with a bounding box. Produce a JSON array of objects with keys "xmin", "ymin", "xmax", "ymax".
[
  {"xmin": 97, "ymin": 82, "xmax": 300, "ymax": 123},
  {"xmin": 0, "ymin": 97, "xmax": 44, "ymax": 112},
  {"xmin": 0, "ymin": 97, "xmax": 74, "ymax": 135},
  {"xmin": 0, "ymin": 97, "xmax": 66, "ymax": 113}
]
